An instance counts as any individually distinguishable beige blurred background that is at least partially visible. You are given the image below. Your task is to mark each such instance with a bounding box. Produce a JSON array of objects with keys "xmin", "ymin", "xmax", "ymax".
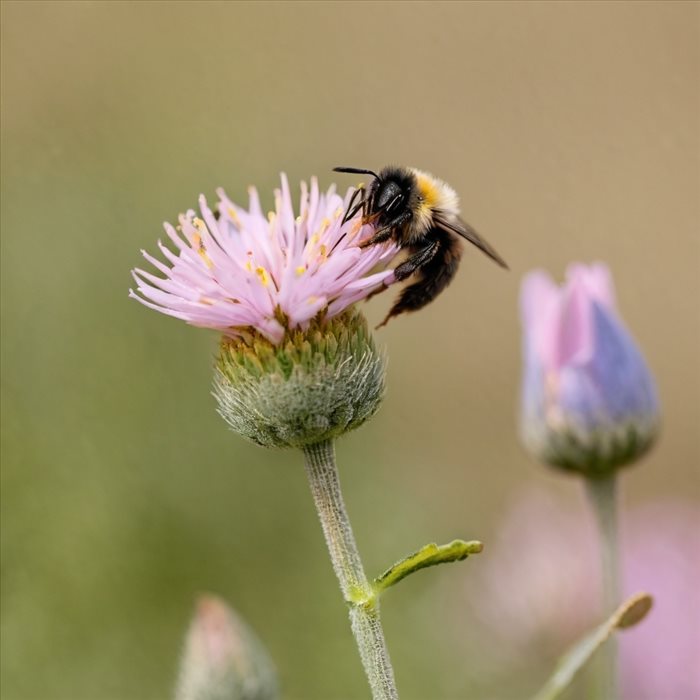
[{"xmin": 2, "ymin": 2, "xmax": 698, "ymax": 699}]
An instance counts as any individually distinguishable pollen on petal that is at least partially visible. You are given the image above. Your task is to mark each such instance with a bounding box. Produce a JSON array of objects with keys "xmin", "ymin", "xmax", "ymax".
[
  {"xmin": 227, "ymin": 207, "xmax": 241, "ymax": 225},
  {"xmin": 189, "ymin": 232, "xmax": 213, "ymax": 268},
  {"xmin": 198, "ymin": 249, "xmax": 213, "ymax": 268},
  {"xmin": 256, "ymin": 267, "xmax": 270, "ymax": 286}
]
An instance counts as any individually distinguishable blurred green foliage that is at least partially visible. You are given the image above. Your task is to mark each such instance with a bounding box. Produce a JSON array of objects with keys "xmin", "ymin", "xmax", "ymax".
[{"xmin": 2, "ymin": 2, "xmax": 698, "ymax": 699}]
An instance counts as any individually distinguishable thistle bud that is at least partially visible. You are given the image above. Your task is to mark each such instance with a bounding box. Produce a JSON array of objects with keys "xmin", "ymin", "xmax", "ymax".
[
  {"xmin": 214, "ymin": 310, "xmax": 385, "ymax": 448},
  {"xmin": 519, "ymin": 263, "xmax": 659, "ymax": 477},
  {"xmin": 175, "ymin": 595, "xmax": 278, "ymax": 700}
]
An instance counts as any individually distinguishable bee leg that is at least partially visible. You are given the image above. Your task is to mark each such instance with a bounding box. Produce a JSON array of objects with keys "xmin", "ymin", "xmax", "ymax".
[
  {"xmin": 359, "ymin": 209, "xmax": 413, "ymax": 248},
  {"xmin": 363, "ymin": 279, "xmax": 392, "ymax": 303},
  {"xmin": 392, "ymin": 240, "xmax": 440, "ymax": 281},
  {"xmin": 358, "ymin": 226, "xmax": 394, "ymax": 248},
  {"xmin": 376, "ymin": 241, "xmax": 440, "ymax": 328},
  {"xmin": 378, "ymin": 237, "xmax": 461, "ymax": 327},
  {"xmin": 376, "ymin": 307, "xmax": 401, "ymax": 329},
  {"xmin": 341, "ymin": 185, "xmax": 366, "ymax": 224},
  {"xmin": 332, "ymin": 188, "xmax": 371, "ymax": 254}
]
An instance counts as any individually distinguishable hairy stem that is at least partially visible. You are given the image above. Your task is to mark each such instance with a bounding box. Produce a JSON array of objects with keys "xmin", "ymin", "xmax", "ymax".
[
  {"xmin": 303, "ymin": 439, "xmax": 398, "ymax": 700},
  {"xmin": 585, "ymin": 474, "xmax": 619, "ymax": 700}
]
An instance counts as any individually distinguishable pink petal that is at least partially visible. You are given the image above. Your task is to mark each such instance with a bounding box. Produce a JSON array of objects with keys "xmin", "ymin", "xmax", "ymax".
[
  {"xmin": 566, "ymin": 262, "xmax": 617, "ymax": 312},
  {"xmin": 520, "ymin": 270, "xmax": 561, "ymax": 370},
  {"xmin": 557, "ymin": 272, "xmax": 595, "ymax": 369}
]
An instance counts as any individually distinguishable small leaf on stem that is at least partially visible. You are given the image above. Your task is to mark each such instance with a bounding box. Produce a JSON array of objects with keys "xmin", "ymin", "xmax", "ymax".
[{"xmin": 372, "ymin": 540, "xmax": 483, "ymax": 595}]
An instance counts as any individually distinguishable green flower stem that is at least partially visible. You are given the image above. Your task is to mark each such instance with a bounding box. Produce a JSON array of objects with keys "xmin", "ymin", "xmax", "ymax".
[
  {"xmin": 303, "ymin": 439, "xmax": 398, "ymax": 700},
  {"xmin": 585, "ymin": 474, "xmax": 620, "ymax": 700}
]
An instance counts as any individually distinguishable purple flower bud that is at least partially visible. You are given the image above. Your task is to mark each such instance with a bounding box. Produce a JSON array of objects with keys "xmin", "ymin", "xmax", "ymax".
[{"xmin": 519, "ymin": 263, "xmax": 659, "ymax": 476}]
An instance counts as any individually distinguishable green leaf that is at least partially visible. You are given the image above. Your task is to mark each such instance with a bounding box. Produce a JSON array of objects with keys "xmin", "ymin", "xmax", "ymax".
[
  {"xmin": 531, "ymin": 592, "xmax": 653, "ymax": 700},
  {"xmin": 372, "ymin": 539, "xmax": 483, "ymax": 595}
]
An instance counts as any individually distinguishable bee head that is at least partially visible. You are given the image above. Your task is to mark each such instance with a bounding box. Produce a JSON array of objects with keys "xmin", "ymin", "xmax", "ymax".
[
  {"xmin": 333, "ymin": 165, "xmax": 416, "ymax": 228},
  {"xmin": 374, "ymin": 179, "xmax": 405, "ymax": 214}
]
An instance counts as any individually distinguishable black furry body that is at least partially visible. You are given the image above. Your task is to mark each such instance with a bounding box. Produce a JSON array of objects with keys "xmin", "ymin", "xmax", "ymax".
[
  {"xmin": 334, "ymin": 165, "xmax": 507, "ymax": 327},
  {"xmin": 381, "ymin": 227, "xmax": 463, "ymax": 326}
]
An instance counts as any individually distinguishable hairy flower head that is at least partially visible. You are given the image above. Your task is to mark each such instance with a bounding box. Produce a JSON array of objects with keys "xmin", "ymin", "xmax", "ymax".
[{"xmin": 130, "ymin": 175, "xmax": 397, "ymax": 343}]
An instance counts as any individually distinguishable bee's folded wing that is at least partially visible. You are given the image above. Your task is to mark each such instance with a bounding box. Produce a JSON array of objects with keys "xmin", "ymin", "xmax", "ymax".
[{"xmin": 434, "ymin": 215, "xmax": 508, "ymax": 269}]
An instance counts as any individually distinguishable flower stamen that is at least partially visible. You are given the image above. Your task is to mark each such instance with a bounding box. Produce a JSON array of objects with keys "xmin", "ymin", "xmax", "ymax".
[
  {"xmin": 190, "ymin": 231, "xmax": 213, "ymax": 268},
  {"xmin": 256, "ymin": 267, "xmax": 270, "ymax": 287},
  {"xmin": 227, "ymin": 207, "xmax": 241, "ymax": 225}
]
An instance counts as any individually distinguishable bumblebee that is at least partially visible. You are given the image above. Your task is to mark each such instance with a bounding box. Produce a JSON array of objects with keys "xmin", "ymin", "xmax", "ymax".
[{"xmin": 334, "ymin": 165, "xmax": 508, "ymax": 326}]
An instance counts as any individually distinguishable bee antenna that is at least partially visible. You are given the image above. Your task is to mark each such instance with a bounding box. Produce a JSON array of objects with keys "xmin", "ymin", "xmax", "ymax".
[{"xmin": 333, "ymin": 166, "xmax": 381, "ymax": 181}]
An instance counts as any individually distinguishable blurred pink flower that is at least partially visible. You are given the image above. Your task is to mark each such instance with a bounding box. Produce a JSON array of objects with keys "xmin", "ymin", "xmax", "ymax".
[
  {"xmin": 621, "ymin": 501, "xmax": 700, "ymax": 699},
  {"xmin": 471, "ymin": 488, "xmax": 600, "ymax": 657},
  {"xmin": 469, "ymin": 488, "xmax": 700, "ymax": 699},
  {"xmin": 130, "ymin": 175, "xmax": 398, "ymax": 344},
  {"xmin": 519, "ymin": 263, "xmax": 659, "ymax": 475}
]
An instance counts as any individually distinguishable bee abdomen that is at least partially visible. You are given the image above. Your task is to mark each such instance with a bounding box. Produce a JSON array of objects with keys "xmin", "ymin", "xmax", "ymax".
[{"xmin": 380, "ymin": 233, "xmax": 463, "ymax": 325}]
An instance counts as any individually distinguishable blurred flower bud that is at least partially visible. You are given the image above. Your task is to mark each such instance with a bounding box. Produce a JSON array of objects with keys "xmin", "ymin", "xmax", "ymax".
[
  {"xmin": 175, "ymin": 594, "xmax": 278, "ymax": 700},
  {"xmin": 214, "ymin": 310, "xmax": 385, "ymax": 448},
  {"xmin": 519, "ymin": 263, "xmax": 659, "ymax": 477}
]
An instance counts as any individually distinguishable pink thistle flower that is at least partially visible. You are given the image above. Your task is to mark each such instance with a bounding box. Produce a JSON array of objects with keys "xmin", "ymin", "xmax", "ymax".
[{"xmin": 130, "ymin": 175, "xmax": 399, "ymax": 344}]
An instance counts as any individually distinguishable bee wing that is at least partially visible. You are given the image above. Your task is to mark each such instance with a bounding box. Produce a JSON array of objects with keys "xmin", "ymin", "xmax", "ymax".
[{"xmin": 434, "ymin": 215, "xmax": 508, "ymax": 269}]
